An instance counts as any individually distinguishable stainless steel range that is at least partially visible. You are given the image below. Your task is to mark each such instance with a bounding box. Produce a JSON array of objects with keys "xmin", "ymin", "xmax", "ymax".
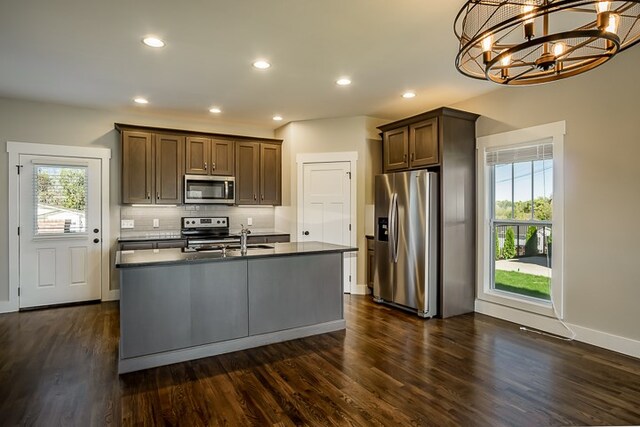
[{"xmin": 181, "ymin": 216, "xmax": 239, "ymax": 251}]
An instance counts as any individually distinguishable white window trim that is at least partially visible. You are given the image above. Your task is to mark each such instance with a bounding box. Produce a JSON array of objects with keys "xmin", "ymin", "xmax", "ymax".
[
  {"xmin": 4, "ymin": 141, "xmax": 113, "ymax": 314},
  {"xmin": 476, "ymin": 121, "xmax": 565, "ymax": 318}
]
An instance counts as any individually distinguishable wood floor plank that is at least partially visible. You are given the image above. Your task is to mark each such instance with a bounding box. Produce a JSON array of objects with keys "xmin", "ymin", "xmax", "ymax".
[{"xmin": 1, "ymin": 295, "xmax": 640, "ymax": 426}]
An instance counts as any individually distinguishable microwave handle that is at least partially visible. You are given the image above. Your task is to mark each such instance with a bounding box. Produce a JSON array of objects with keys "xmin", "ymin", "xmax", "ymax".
[{"xmin": 224, "ymin": 181, "xmax": 229, "ymax": 199}]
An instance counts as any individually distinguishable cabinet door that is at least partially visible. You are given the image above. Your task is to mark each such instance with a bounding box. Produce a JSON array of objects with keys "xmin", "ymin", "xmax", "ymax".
[
  {"xmin": 383, "ymin": 128, "xmax": 409, "ymax": 172},
  {"xmin": 190, "ymin": 260, "xmax": 248, "ymax": 346},
  {"xmin": 409, "ymin": 118, "xmax": 439, "ymax": 167},
  {"xmin": 260, "ymin": 143, "xmax": 282, "ymax": 205},
  {"xmin": 185, "ymin": 137, "xmax": 211, "ymax": 175},
  {"xmin": 119, "ymin": 242, "xmax": 154, "ymax": 251},
  {"xmin": 210, "ymin": 139, "xmax": 234, "ymax": 176},
  {"xmin": 235, "ymin": 142, "xmax": 260, "ymax": 205},
  {"xmin": 367, "ymin": 250, "xmax": 375, "ymax": 287},
  {"xmin": 155, "ymin": 134, "xmax": 184, "ymax": 204},
  {"xmin": 156, "ymin": 240, "xmax": 187, "ymax": 249},
  {"xmin": 265, "ymin": 235, "xmax": 290, "ymax": 243},
  {"xmin": 122, "ymin": 131, "xmax": 153, "ymax": 204},
  {"xmin": 120, "ymin": 266, "xmax": 191, "ymax": 358}
]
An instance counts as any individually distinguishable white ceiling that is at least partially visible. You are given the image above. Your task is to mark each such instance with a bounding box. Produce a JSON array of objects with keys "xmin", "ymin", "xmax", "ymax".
[{"xmin": 0, "ymin": 0, "xmax": 495, "ymax": 128}]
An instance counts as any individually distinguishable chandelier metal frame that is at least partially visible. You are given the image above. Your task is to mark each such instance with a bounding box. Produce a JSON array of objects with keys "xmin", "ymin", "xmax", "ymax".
[{"xmin": 454, "ymin": 1, "xmax": 640, "ymax": 85}]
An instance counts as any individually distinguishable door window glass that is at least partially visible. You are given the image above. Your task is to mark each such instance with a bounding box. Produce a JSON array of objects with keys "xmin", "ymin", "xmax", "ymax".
[{"xmin": 34, "ymin": 165, "xmax": 88, "ymax": 234}]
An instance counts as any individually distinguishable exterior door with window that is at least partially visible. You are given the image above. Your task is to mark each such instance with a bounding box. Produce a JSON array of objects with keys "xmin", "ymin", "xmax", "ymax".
[
  {"xmin": 19, "ymin": 156, "xmax": 102, "ymax": 308},
  {"xmin": 301, "ymin": 162, "xmax": 352, "ymax": 292}
]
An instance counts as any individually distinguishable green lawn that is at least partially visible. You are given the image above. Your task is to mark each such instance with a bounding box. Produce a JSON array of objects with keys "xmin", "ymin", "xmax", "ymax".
[{"xmin": 495, "ymin": 270, "xmax": 550, "ymax": 300}]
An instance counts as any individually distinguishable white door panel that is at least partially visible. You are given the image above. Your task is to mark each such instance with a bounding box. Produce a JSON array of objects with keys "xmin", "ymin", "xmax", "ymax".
[
  {"xmin": 19, "ymin": 155, "xmax": 102, "ymax": 308},
  {"xmin": 302, "ymin": 162, "xmax": 352, "ymax": 292}
]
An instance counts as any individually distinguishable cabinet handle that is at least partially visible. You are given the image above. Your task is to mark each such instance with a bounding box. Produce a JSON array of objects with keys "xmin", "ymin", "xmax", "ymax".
[
  {"xmin": 403, "ymin": 154, "xmax": 407, "ymax": 162},
  {"xmin": 212, "ymin": 162, "xmax": 216, "ymax": 170},
  {"xmin": 204, "ymin": 162, "xmax": 208, "ymax": 170},
  {"xmin": 147, "ymin": 192, "xmax": 150, "ymax": 199},
  {"xmin": 261, "ymin": 194, "xmax": 264, "ymax": 200},
  {"xmin": 254, "ymin": 194, "xmax": 257, "ymax": 201},
  {"xmin": 410, "ymin": 152, "xmax": 415, "ymax": 161},
  {"xmin": 156, "ymin": 192, "xmax": 160, "ymax": 200}
]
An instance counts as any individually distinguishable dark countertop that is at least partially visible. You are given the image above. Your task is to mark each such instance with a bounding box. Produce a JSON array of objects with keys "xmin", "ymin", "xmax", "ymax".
[
  {"xmin": 117, "ymin": 230, "xmax": 290, "ymax": 242},
  {"xmin": 115, "ymin": 241, "xmax": 357, "ymax": 268}
]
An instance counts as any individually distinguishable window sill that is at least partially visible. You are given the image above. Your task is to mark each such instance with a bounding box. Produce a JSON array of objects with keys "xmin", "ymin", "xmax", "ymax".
[{"xmin": 478, "ymin": 289, "xmax": 556, "ymax": 318}]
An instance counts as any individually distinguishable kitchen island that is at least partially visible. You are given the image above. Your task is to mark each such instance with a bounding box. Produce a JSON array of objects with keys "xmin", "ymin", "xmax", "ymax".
[{"xmin": 115, "ymin": 242, "xmax": 357, "ymax": 373}]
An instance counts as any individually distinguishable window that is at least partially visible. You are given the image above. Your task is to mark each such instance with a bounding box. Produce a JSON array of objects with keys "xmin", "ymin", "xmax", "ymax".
[
  {"xmin": 477, "ymin": 122, "xmax": 565, "ymax": 317},
  {"xmin": 488, "ymin": 144, "xmax": 553, "ymax": 301},
  {"xmin": 34, "ymin": 165, "xmax": 88, "ymax": 235}
]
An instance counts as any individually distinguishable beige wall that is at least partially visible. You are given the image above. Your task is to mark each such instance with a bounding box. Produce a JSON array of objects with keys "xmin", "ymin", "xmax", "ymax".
[
  {"xmin": 0, "ymin": 97, "xmax": 274, "ymax": 301},
  {"xmin": 453, "ymin": 47, "xmax": 640, "ymax": 341},
  {"xmin": 275, "ymin": 116, "xmax": 385, "ymax": 288}
]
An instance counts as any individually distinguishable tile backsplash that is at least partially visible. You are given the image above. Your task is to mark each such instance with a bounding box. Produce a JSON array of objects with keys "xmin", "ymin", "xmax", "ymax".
[{"xmin": 120, "ymin": 205, "xmax": 276, "ymax": 237}]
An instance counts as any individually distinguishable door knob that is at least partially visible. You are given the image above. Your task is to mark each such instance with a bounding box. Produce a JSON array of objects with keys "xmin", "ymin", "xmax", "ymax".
[
  {"xmin": 303, "ymin": 231, "xmax": 310, "ymax": 236},
  {"xmin": 93, "ymin": 238, "xmax": 100, "ymax": 243},
  {"xmin": 93, "ymin": 228, "xmax": 99, "ymax": 233}
]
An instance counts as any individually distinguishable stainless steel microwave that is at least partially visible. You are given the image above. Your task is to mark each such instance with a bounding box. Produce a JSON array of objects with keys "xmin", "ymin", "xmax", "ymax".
[{"xmin": 184, "ymin": 175, "xmax": 235, "ymax": 204}]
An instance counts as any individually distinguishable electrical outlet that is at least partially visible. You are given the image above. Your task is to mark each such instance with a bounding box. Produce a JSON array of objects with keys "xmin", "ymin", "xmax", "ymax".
[
  {"xmin": 121, "ymin": 219, "xmax": 135, "ymax": 229},
  {"xmin": 247, "ymin": 217, "xmax": 253, "ymax": 226},
  {"xmin": 153, "ymin": 219, "xmax": 160, "ymax": 228}
]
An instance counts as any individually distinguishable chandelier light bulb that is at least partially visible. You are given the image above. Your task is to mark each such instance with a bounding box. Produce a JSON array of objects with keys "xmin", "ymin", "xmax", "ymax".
[
  {"xmin": 523, "ymin": 3, "xmax": 535, "ymax": 40},
  {"xmin": 606, "ymin": 13, "xmax": 619, "ymax": 33},
  {"xmin": 481, "ymin": 35, "xmax": 493, "ymax": 63},
  {"xmin": 596, "ymin": 1, "xmax": 611, "ymax": 13},
  {"xmin": 482, "ymin": 35, "xmax": 493, "ymax": 52},
  {"xmin": 501, "ymin": 54, "xmax": 512, "ymax": 67},
  {"xmin": 553, "ymin": 42, "xmax": 565, "ymax": 57},
  {"xmin": 523, "ymin": 4, "xmax": 535, "ymax": 24}
]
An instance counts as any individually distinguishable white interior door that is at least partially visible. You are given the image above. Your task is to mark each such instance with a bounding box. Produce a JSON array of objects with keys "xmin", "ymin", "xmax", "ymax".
[
  {"xmin": 19, "ymin": 155, "xmax": 102, "ymax": 308},
  {"xmin": 301, "ymin": 162, "xmax": 352, "ymax": 292}
]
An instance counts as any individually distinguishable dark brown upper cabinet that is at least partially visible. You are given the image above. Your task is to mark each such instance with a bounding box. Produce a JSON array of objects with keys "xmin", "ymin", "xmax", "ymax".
[
  {"xmin": 122, "ymin": 131, "xmax": 153, "ymax": 204},
  {"xmin": 155, "ymin": 134, "xmax": 184, "ymax": 204},
  {"xmin": 236, "ymin": 141, "xmax": 281, "ymax": 206},
  {"xmin": 116, "ymin": 123, "xmax": 282, "ymax": 206},
  {"xmin": 260, "ymin": 143, "xmax": 282, "ymax": 205},
  {"xmin": 185, "ymin": 137, "xmax": 235, "ymax": 176},
  {"xmin": 382, "ymin": 117, "xmax": 439, "ymax": 172},
  {"xmin": 383, "ymin": 128, "xmax": 409, "ymax": 171},
  {"xmin": 121, "ymin": 130, "xmax": 183, "ymax": 205},
  {"xmin": 409, "ymin": 118, "xmax": 438, "ymax": 168}
]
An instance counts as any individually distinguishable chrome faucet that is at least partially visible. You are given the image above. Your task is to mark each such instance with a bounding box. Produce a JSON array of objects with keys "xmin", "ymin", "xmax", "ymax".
[{"xmin": 239, "ymin": 224, "xmax": 251, "ymax": 255}]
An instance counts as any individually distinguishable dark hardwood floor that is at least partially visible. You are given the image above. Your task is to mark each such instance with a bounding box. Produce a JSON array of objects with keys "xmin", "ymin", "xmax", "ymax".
[{"xmin": 1, "ymin": 295, "xmax": 640, "ymax": 426}]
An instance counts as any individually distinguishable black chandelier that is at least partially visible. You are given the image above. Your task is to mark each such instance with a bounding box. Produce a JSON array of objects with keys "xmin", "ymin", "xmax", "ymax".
[{"xmin": 454, "ymin": 1, "xmax": 640, "ymax": 85}]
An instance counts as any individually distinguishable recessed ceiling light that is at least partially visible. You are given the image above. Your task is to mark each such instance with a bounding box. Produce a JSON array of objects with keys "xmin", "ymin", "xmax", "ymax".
[
  {"xmin": 142, "ymin": 37, "xmax": 165, "ymax": 48},
  {"xmin": 253, "ymin": 60, "xmax": 271, "ymax": 69},
  {"xmin": 402, "ymin": 91, "xmax": 416, "ymax": 99},
  {"xmin": 134, "ymin": 97, "xmax": 149, "ymax": 104},
  {"xmin": 336, "ymin": 77, "xmax": 352, "ymax": 86},
  {"xmin": 209, "ymin": 107, "xmax": 222, "ymax": 113},
  {"xmin": 273, "ymin": 115, "xmax": 283, "ymax": 121}
]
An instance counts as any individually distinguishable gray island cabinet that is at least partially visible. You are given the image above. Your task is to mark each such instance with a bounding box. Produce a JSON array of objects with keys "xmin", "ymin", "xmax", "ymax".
[{"xmin": 115, "ymin": 242, "xmax": 356, "ymax": 374}]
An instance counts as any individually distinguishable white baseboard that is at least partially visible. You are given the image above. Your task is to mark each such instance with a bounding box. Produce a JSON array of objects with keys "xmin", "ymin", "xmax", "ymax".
[
  {"xmin": 103, "ymin": 290, "xmax": 120, "ymax": 302},
  {"xmin": 0, "ymin": 300, "xmax": 19, "ymax": 314},
  {"xmin": 351, "ymin": 284, "xmax": 369, "ymax": 295},
  {"xmin": 475, "ymin": 299, "xmax": 640, "ymax": 359}
]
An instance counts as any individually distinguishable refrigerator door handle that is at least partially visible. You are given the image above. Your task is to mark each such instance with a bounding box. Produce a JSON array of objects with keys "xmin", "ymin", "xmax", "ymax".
[
  {"xmin": 389, "ymin": 193, "xmax": 398, "ymax": 263},
  {"xmin": 387, "ymin": 193, "xmax": 395, "ymax": 261}
]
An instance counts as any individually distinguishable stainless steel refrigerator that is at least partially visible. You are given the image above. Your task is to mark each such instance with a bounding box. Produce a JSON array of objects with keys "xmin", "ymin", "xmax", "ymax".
[{"xmin": 373, "ymin": 170, "xmax": 438, "ymax": 318}]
